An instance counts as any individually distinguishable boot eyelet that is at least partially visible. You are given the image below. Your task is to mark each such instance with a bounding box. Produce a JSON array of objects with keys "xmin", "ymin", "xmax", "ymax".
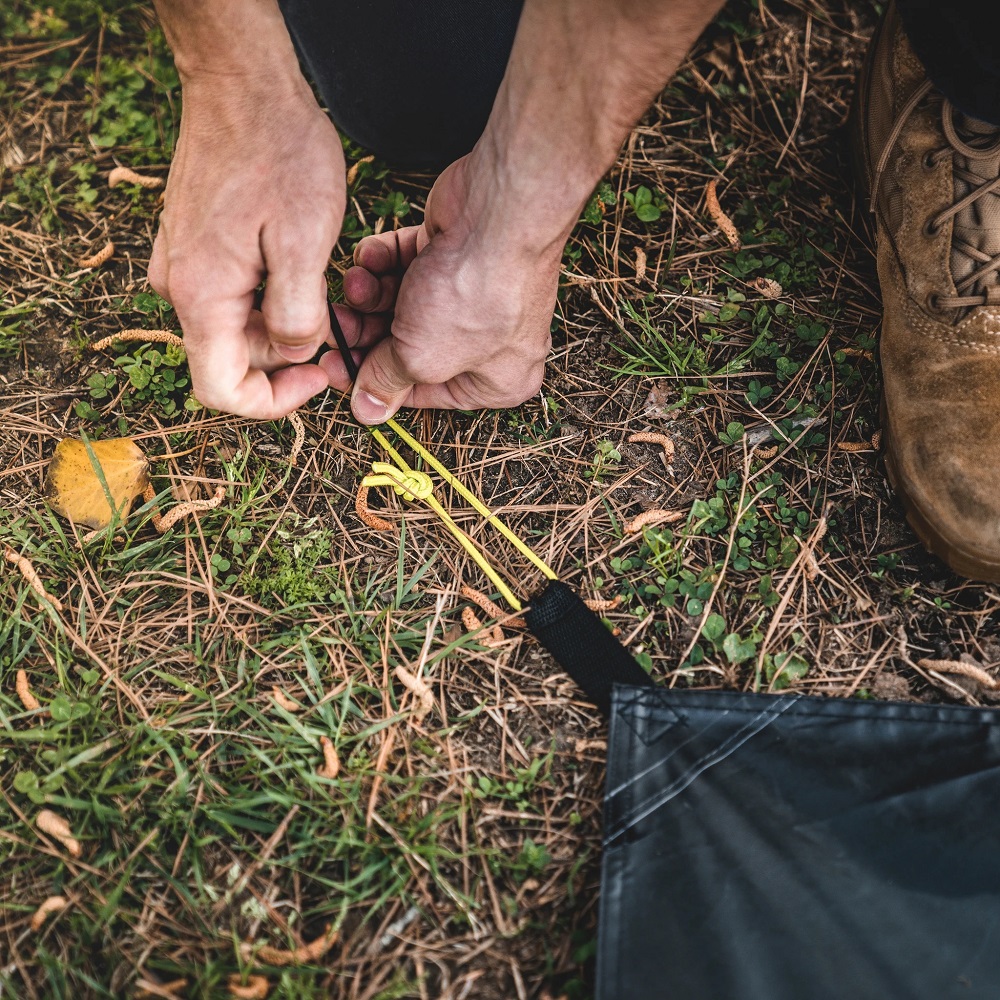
[
  {"xmin": 922, "ymin": 152, "xmax": 936, "ymax": 170},
  {"xmin": 923, "ymin": 217, "xmax": 941, "ymax": 237},
  {"xmin": 926, "ymin": 293, "xmax": 943, "ymax": 314}
]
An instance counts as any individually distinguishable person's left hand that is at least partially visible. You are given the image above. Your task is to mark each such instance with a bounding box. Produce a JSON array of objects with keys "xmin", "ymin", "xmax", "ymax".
[{"xmin": 321, "ymin": 154, "xmax": 563, "ymax": 423}]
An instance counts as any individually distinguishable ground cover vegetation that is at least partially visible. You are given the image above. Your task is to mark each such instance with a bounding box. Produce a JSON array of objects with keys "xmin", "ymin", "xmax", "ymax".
[{"xmin": 4, "ymin": 1, "xmax": 1000, "ymax": 996}]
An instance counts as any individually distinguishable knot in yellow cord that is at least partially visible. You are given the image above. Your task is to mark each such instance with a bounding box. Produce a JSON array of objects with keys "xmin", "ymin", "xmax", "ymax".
[{"xmin": 362, "ymin": 462, "xmax": 433, "ymax": 501}]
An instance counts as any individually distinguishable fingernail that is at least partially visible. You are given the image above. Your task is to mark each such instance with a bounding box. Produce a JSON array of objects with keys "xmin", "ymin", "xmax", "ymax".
[
  {"xmin": 274, "ymin": 343, "xmax": 318, "ymax": 363},
  {"xmin": 352, "ymin": 390, "xmax": 390, "ymax": 425}
]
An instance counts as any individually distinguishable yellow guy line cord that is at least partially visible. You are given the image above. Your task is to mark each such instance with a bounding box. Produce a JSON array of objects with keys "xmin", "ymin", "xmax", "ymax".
[
  {"xmin": 362, "ymin": 421, "xmax": 557, "ymax": 612},
  {"xmin": 384, "ymin": 419, "xmax": 557, "ymax": 581}
]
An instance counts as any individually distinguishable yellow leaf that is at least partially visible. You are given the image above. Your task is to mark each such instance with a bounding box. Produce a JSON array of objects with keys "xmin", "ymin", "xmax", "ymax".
[{"xmin": 44, "ymin": 437, "xmax": 150, "ymax": 529}]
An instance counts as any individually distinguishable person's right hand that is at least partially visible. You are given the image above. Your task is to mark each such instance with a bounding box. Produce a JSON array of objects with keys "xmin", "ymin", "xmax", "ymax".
[{"xmin": 148, "ymin": 72, "xmax": 345, "ymax": 419}]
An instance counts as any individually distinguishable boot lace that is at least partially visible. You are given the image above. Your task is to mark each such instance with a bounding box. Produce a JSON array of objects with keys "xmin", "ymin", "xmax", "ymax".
[{"xmin": 871, "ymin": 79, "xmax": 1000, "ymax": 310}]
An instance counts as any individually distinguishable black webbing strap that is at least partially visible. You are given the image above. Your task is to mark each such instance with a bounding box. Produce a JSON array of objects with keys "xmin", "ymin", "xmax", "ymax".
[{"xmin": 524, "ymin": 580, "xmax": 653, "ymax": 717}]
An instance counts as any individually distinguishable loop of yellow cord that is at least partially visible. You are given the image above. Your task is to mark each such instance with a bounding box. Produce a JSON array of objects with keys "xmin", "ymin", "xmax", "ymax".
[
  {"xmin": 384, "ymin": 420, "xmax": 558, "ymax": 581},
  {"xmin": 361, "ymin": 422, "xmax": 558, "ymax": 612}
]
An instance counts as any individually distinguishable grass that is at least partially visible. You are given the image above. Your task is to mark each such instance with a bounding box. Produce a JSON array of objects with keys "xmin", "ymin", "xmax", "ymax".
[{"xmin": 4, "ymin": 0, "xmax": 1000, "ymax": 996}]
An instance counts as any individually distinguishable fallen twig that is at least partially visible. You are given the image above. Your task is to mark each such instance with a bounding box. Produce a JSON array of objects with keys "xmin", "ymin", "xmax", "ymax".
[
  {"xmin": 705, "ymin": 179, "xmax": 742, "ymax": 251},
  {"xmin": 15, "ymin": 669, "xmax": 41, "ymax": 711},
  {"xmin": 29, "ymin": 895, "xmax": 68, "ymax": 931},
  {"xmin": 356, "ymin": 484, "xmax": 393, "ymax": 531},
  {"xmin": 287, "ymin": 411, "xmax": 305, "ymax": 467},
  {"xmin": 624, "ymin": 509, "xmax": 684, "ymax": 534},
  {"xmin": 317, "ymin": 736, "xmax": 340, "ymax": 779},
  {"xmin": 78, "ymin": 241, "xmax": 114, "ymax": 269},
  {"xmin": 108, "ymin": 165, "xmax": 163, "ymax": 189},
  {"xmin": 918, "ymin": 659, "xmax": 999, "ymax": 690},
  {"xmin": 243, "ymin": 924, "xmax": 338, "ymax": 967},
  {"xmin": 91, "ymin": 329, "xmax": 184, "ymax": 352},
  {"xmin": 3, "ymin": 546, "xmax": 63, "ymax": 612},
  {"xmin": 143, "ymin": 484, "xmax": 226, "ymax": 533},
  {"xmin": 627, "ymin": 431, "xmax": 675, "ymax": 462}
]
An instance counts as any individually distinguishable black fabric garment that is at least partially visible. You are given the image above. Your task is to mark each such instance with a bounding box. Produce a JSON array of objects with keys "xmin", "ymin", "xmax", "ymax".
[
  {"xmin": 897, "ymin": 0, "xmax": 1000, "ymax": 125},
  {"xmin": 598, "ymin": 686, "xmax": 1000, "ymax": 1000},
  {"xmin": 277, "ymin": 0, "xmax": 523, "ymax": 169}
]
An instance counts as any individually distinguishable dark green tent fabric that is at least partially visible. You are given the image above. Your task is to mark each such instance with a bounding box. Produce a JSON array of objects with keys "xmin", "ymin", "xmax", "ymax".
[{"xmin": 598, "ymin": 687, "xmax": 1000, "ymax": 1000}]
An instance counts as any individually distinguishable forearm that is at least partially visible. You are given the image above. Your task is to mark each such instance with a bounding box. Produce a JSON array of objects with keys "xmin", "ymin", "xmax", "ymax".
[
  {"xmin": 153, "ymin": 0, "xmax": 306, "ymax": 92},
  {"xmin": 465, "ymin": 0, "xmax": 725, "ymax": 252}
]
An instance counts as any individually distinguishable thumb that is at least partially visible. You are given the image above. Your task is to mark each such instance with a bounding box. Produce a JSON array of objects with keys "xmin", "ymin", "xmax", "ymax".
[
  {"xmin": 261, "ymin": 262, "xmax": 329, "ymax": 363},
  {"xmin": 351, "ymin": 337, "xmax": 414, "ymax": 424}
]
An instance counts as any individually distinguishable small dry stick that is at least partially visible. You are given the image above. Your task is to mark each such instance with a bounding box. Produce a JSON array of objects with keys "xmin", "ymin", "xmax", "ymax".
[
  {"xmin": 108, "ymin": 165, "xmax": 163, "ymax": 189},
  {"xmin": 244, "ymin": 925, "xmax": 338, "ymax": 967},
  {"xmin": 705, "ymin": 179, "xmax": 742, "ymax": 251},
  {"xmin": 91, "ymin": 329, "xmax": 184, "ymax": 352},
  {"xmin": 78, "ymin": 241, "xmax": 114, "ymax": 269},
  {"xmin": 628, "ymin": 431, "xmax": 675, "ymax": 462},
  {"xmin": 30, "ymin": 896, "xmax": 68, "ymax": 932},
  {"xmin": 3, "ymin": 546, "xmax": 63, "ymax": 612},
  {"xmin": 394, "ymin": 665, "xmax": 434, "ymax": 721},
  {"xmin": 228, "ymin": 975, "xmax": 270, "ymax": 1000},
  {"xmin": 36, "ymin": 810, "xmax": 81, "ymax": 858},
  {"xmin": 584, "ymin": 595, "xmax": 622, "ymax": 613},
  {"xmin": 461, "ymin": 606, "xmax": 505, "ymax": 648},
  {"xmin": 287, "ymin": 410, "xmax": 305, "ymax": 467},
  {"xmin": 15, "ymin": 669, "xmax": 41, "ymax": 711},
  {"xmin": 460, "ymin": 583, "xmax": 525, "ymax": 629},
  {"xmin": 625, "ymin": 509, "xmax": 684, "ymax": 534},
  {"xmin": 143, "ymin": 484, "xmax": 226, "ymax": 533},
  {"xmin": 272, "ymin": 688, "xmax": 300, "ymax": 713},
  {"xmin": 918, "ymin": 659, "xmax": 999, "ymax": 690},
  {"xmin": 356, "ymin": 484, "xmax": 394, "ymax": 531},
  {"xmin": 317, "ymin": 736, "xmax": 340, "ymax": 779}
]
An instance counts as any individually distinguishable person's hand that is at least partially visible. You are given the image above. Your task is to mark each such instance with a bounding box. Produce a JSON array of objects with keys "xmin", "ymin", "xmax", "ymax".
[
  {"xmin": 322, "ymin": 154, "xmax": 561, "ymax": 423},
  {"xmin": 148, "ymin": 72, "xmax": 345, "ymax": 419}
]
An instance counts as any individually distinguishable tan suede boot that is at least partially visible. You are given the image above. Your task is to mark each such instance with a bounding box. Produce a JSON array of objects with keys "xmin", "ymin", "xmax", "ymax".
[{"xmin": 855, "ymin": 2, "xmax": 1000, "ymax": 580}]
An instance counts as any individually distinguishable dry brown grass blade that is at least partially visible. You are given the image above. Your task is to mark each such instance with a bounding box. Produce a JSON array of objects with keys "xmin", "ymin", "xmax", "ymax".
[
  {"xmin": 15, "ymin": 669, "xmax": 41, "ymax": 711},
  {"xmin": 78, "ymin": 240, "xmax": 114, "ymax": 268},
  {"xmin": 36, "ymin": 810, "xmax": 81, "ymax": 857},
  {"xmin": 244, "ymin": 924, "xmax": 338, "ymax": 967},
  {"xmin": 3, "ymin": 546, "xmax": 63, "ymax": 612},
  {"xmin": 317, "ymin": 736, "xmax": 340, "ymax": 779},
  {"xmin": 227, "ymin": 974, "xmax": 269, "ymax": 999},
  {"xmin": 29, "ymin": 895, "xmax": 68, "ymax": 931},
  {"xmin": 91, "ymin": 329, "xmax": 184, "ymax": 351},
  {"xmin": 705, "ymin": 179, "xmax": 742, "ymax": 251},
  {"xmin": 108, "ymin": 165, "xmax": 163, "ymax": 189}
]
